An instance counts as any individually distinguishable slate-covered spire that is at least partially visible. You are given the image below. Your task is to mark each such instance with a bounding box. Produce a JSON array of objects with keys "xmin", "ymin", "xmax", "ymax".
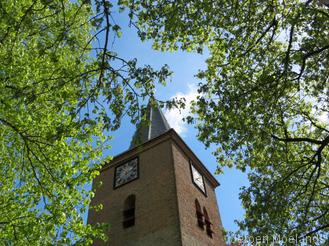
[{"xmin": 129, "ymin": 98, "xmax": 170, "ymax": 149}]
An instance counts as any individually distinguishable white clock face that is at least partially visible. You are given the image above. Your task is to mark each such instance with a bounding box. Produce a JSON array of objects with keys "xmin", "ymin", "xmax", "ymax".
[
  {"xmin": 114, "ymin": 158, "xmax": 138, "ymax": 188},
  {"xmin": 191, "ymin": 163, "xmax": 206, "ymax": 194}
]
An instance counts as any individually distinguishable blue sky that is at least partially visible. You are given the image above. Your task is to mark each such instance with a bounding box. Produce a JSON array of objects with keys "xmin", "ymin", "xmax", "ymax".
[{"xmin": 98, "ymin": 9, "xmax": 249, "ymax": 234}]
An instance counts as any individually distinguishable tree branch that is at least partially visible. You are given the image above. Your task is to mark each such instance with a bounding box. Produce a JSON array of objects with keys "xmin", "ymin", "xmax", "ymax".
[
  {"xmin": 271, "ymin": 134, "xmax": 323, "ymax": 145},
  {"xmin": 300, "ymin": 224, "xmax": 329, "ymax": 239}
]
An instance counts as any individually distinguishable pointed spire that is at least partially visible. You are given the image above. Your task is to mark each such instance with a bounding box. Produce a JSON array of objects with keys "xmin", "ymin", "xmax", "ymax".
[{"xmin": 129, "ymin": 98, "xmax": 170, "ymax": 149}]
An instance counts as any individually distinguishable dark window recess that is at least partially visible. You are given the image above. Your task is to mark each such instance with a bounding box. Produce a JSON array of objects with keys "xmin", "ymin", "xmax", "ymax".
[
  {"xmin": 203, "ymin": 208, "xmax": 213, "ymax": 238},
  {"xmin": 123, "ymin": 218, "xmax": 135, "ymax": 228},
  {"xmin": 123, "ymin": 195, "xmax": 135, "ymax": 229},
  {"xmin": 205, "ymin": 220, "xmax": 213, "ymax": 237},
  {"xmin": 123, "ymin": 208, "xmax": 135, "ymax": 218},
  {"xmin": 195, "ymin": 199, "xmax": 204, "ymax": 229},
  {"xmin": 197, "ymin": 218, "xmax": 204, "ymax": 228}
]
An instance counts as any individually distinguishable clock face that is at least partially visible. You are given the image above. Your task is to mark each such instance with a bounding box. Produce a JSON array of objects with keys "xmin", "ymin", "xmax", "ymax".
[
  {"xmin": 114, "ymin": 158, "xmax": 138, "ymax": 188},
  {"xmin": 190, "ymin": 162, "xmax": 206, "ymax": 194}
]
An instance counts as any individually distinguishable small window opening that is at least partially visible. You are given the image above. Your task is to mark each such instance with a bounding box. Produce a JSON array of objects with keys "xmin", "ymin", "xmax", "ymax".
[
  {"xmin": 203, "ymin": 207, "xmax": 213, "ymax": 238},
  {"xmin": 123, "ymin": 195, "xmax": 135, "ymax": 228},
  {"xmin": 195, "ymin": 199, "xmax": 204, "ymax": 229}
]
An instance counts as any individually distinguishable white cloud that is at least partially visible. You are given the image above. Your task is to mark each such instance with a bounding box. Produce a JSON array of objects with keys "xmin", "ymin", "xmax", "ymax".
[{"xmin": 164, "ymin": 84, "xmax": 199, "ymax": 135}]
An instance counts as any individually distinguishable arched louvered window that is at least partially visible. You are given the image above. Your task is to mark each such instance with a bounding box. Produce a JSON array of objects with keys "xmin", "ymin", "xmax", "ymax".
[
  {"xmin": 203, "ymin": 207, "xmax": 213, "ymax": 238},
  {"xmin": 195, "ymin": 199, "xmax": 204, "ymax": 229},
  {"xmin": 123, "ymin": 195, "xmax": 135, "ymax": 228}
]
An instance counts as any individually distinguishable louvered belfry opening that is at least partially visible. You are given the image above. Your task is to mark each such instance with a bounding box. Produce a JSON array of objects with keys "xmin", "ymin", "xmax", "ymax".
[
  {"xmin": 195, "ymin": 199, "xmax": 204, "ymax": 229},
  {"xmin": 203, "ymin": 207, "xmax": 213, "ymax": 238},
  {"xmin": 123, "ymin": 195, "xmax": 136, "ymax": 228}
]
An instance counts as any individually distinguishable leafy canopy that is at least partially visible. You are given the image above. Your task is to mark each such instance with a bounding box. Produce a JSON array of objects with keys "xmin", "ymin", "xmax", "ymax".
[
  {"xmin": 2, "ymin": 0, "xmax": 328, "ymax": 244},
  {"xmin": 121, "ymin": 0, "xmax": 329, "ymax": 243},
  {"xmin": 0, "ymin": 0, "xmax": 174, "ymax": 244}
]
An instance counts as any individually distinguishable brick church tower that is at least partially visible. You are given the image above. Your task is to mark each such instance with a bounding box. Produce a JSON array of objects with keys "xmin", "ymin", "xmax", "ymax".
[{"xmin": 88, "ymin": 102, "xmax": 226, "ymax": 245}]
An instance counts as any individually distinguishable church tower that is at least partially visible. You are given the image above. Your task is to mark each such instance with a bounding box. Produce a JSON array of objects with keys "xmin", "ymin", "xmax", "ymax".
[{"xmin": 88, "ymin": 102, "xmax": 226, "ymax": 246}]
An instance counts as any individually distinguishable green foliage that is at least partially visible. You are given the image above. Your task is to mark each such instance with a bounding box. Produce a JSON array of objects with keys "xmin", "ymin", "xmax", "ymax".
[
  {"xmin": 0, "ymin": 0, "xmax": 174, "ymax": 244},
  {"xmin": 122, "ymin": 0, "xmax": 329, "ymax": 243}
]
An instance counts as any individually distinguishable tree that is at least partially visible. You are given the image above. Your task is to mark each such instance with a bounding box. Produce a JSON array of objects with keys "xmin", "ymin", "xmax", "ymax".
[
  {"xmin": 122, "ymin": 0, "xmax": 329, "ymax": 243},
  {"xmin": 0, "ymin": 0, "xmax": 173, "ymax": 244}
]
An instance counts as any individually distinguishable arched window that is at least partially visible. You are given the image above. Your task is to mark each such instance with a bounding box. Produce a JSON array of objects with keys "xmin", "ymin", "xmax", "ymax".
[
  {"xmin": 203, "ymin": 207, "xmax": 213, "ymax": 238},
  {"xmin": 123, "ymin": 195, "xmax": 135, "ymax": 228},
  {"xmin": 195, "ymin": 199, "xmax": 204, "ymax": 229}
]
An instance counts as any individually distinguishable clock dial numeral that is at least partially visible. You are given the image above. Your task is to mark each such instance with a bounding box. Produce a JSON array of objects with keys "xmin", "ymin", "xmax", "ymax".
[{"xmin": 114, "ymin": 158, "xmax": 138, "ymax": 188}]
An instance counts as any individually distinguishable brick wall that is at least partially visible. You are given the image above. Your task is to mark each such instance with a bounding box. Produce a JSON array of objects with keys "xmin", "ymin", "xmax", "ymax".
[
  {"xmin": 171, "ymin": 141, "xmax": 226, "ymax": 246},
  {"xmin": 88, "ymin": 139, "xmax": 181, "ymax": 246}
]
